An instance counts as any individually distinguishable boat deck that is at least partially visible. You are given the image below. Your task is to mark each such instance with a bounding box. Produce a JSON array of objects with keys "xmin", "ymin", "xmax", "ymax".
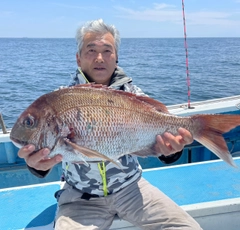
[
  {"xmin": 1, "ymin": 158, "xmax": 240, "ymax": 230},
  {"xmin": 143, "ymin": 157, "xmax": 240, "ymax": 206}
]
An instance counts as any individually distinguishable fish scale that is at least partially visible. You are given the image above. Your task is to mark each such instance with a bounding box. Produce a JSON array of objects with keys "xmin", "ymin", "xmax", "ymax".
[{"xmin": 10, "ymin": 84, "xmax": 240, "ymax": 167}]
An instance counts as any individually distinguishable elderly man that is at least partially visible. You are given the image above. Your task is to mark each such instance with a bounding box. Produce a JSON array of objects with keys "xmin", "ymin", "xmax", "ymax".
[{"xmin": 18, "ymin": 19, "xmax": 202, "ymax": 230}]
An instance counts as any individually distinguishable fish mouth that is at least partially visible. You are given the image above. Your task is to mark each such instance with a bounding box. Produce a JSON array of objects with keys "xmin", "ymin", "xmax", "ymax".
[{"xmin": 10, "ymin": 136, "xmax": 27, "ymax": 149}]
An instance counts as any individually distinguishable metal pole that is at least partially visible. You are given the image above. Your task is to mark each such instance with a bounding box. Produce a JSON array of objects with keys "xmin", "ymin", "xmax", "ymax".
[{"xmin": 0, "ymin": 113, "xmax": 7, "ymax": 134}]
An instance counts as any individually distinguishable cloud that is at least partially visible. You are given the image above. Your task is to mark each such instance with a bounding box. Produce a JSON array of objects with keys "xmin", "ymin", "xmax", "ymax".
[
  {"xmin": 114, "ymin": 4, "xmax": 182, "ymax": 23},
  {"xmin": 153, "ymin": 3, "xmax": 176, "ymax": 10},
  {"xmin": 187, "ymin": 11, "xmax": 240, "ymax": 26},
  {"xmin": 114, "ymin": 3, "xmax": 240, "ymax": 27}
]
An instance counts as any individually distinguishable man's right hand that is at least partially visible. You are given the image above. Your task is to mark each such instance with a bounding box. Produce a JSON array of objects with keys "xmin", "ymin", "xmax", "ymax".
[{"xmin": 18, "ymin": 145, "xmax": 62, "ymax": 171}]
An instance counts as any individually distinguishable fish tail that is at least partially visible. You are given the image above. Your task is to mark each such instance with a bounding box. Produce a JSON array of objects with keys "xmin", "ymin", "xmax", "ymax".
[{"xmin": 192, "ymin": 114, "xmax": 240, "ymax": 167}]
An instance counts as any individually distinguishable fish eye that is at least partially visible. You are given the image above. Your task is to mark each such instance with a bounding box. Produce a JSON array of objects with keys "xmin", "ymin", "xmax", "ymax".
[{"xmin": 23, "ymin": 115, "xmax": 35, "ymax": 128}]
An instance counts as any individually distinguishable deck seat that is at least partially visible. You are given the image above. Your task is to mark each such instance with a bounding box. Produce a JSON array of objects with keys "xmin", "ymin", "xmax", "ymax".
[{"xmin": 1, "ymin": 158, "xmax": 240, "ymax": 230}]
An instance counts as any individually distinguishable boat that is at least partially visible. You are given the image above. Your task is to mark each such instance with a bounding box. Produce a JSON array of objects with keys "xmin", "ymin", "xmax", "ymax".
[{"xmin": 1, "ymin": 95, "xmax": 240, "ymax": 230}]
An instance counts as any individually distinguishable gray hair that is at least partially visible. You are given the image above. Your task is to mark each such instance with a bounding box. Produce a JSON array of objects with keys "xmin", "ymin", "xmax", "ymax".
[{"xmin": 75, "ymin": 19, "xmax": 121, "ymax": 55}]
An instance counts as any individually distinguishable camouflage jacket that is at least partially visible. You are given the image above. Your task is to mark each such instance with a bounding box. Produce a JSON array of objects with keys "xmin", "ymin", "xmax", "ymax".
[
  {"xmin": 29, "ymin": 67, "xmax": 146, "ymax": 196},
  {"xmin": 63, "ymin": 67, "xmax": 146, "ymax": 196}
]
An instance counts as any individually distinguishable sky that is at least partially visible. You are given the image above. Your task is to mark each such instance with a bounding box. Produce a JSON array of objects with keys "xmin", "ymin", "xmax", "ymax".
[{"xmin": 1, "ymin": 0, "xmax": 240, "ymax": 38}]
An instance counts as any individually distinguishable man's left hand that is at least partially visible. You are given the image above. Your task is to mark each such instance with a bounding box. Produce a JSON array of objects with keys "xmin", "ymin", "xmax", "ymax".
[{"xmin": 154, "ymin": 127, "xmax": 193, "ymax": 156}]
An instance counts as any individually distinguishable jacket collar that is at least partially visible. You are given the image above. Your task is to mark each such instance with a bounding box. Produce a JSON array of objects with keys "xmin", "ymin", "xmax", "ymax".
[{"xmin": 71, "ymin": 67, "xmax": 132, "ymax": 90}]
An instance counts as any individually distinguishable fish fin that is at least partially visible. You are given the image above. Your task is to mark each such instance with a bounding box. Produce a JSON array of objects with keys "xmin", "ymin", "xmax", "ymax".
[
  {"xmin": 130, "ymin": 147, "xmax": 158, "ymax": 157},
  {"xmin": 135, "ymin": 96, "xmax": 169, "ymax": 113},
  {"xmin": 192, "ymin": 114, "xmax": 240, "ymax": 167},
  {"xmin": 73, "ymin": 83, "xmax": 169, "ymax": 113},
  {"xmin": 63, "ymin": 138, "xmax": 119, "ymax": 167}
]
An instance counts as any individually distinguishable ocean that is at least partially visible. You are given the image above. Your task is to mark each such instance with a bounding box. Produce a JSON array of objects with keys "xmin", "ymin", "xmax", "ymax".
[{"xmin": 1, "ymin": 37, "xmax": 240, "ymax": 129}]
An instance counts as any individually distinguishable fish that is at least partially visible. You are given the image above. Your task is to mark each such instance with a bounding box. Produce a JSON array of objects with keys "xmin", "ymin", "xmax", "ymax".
[{"xmin": 10, "ymin": 83, "xmax": 240, "ymax": 167}]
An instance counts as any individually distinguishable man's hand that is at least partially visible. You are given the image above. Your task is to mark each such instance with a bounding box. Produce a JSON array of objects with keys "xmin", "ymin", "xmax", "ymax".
[
  {"xmin": 18, "ymin": 145, "xmax": 62, "ymax": 171},
  {"xmin": 154, "ymin": 128, "xmax": 193, "ymax": 156}
]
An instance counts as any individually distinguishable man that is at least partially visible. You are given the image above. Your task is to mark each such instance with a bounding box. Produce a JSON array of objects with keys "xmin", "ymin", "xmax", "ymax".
[{"xmin": 18, "ymin": 19, "xmax": 202, "ymax": 229}]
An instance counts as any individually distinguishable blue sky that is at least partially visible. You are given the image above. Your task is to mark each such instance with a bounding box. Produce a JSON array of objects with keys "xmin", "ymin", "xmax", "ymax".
[{"xmin": 1, "ymin": 0, "xmax": 240, "ymax": 38}]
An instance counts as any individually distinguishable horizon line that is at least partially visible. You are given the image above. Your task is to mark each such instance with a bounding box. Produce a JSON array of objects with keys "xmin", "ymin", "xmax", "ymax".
[{"xmin": 0, "ymin": 36, "xmax": 239, "ymax": 39}]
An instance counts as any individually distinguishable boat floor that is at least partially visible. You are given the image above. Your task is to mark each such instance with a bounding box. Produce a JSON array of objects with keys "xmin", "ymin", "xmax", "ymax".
[{"xmin": 1, "ymin": 158, "xmax": 240, "ymax": 230}]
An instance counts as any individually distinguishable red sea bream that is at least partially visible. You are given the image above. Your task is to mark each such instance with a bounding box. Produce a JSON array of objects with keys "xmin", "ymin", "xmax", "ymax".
[{"xmin": 10, "ymin": 84, "xmax": 240, "ymax": 167}]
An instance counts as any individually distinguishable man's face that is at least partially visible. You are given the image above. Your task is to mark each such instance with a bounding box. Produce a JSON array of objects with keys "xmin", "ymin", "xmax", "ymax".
[{"xmin": 76, "ymin": 32, "xmax": 118, "ymax": 85}]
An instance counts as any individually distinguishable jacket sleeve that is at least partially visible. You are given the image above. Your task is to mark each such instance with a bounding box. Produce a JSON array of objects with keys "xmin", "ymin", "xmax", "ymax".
[
  {"xmin": 27, "ymin": 165, "xmax": 51, "ymax": 178},
  {"xmin": 123, "ymin": 83, "xmax": 148, "ymax": 97}
]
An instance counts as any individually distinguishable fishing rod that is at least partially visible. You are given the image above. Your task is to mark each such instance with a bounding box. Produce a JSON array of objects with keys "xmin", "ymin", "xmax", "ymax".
[{"xmin": 182, "ymin": 0, "xmax": 194, "ymax": 109}]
